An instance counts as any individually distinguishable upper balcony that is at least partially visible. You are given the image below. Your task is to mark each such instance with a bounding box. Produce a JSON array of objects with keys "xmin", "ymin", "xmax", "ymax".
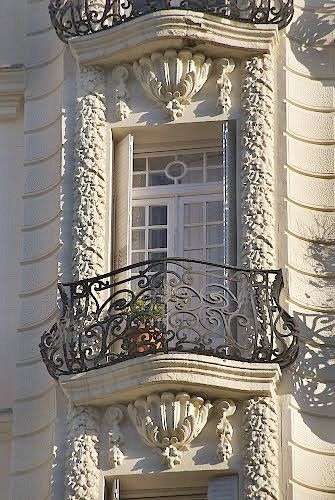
[
  {"xmin": 40, "ymin": 258, "xmax": 298, "ymax": 387},
  {"xmin": 49, "ymin": 0, "xmax": 294, "ymax": 43}
]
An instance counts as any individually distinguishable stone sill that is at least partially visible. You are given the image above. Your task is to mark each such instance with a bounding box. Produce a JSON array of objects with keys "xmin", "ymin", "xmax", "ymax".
[{"xmin": 59, "ymin": 352, "xmax": 281, "ymax": 406}]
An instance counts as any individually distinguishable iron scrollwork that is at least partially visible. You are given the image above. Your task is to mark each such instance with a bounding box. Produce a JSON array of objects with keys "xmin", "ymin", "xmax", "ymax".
[
  {"xmin": 49, "ymin": 0, "xmax": 294, "ymax": 43},
  {"xmin": 40, "ymin": 258, "xmax": 298, "ymax": 379}
]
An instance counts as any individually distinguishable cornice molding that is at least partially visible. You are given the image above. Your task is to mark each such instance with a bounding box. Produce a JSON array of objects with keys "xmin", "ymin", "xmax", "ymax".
[
  {"xmin": 0, "ymin": 66, "xmax": 24, "ymax": 120},
  {"xmin": 59, "ymin": 353, "xmax": 281, "ymax": 407},
  {"xmin": 69, "ymin": 11, "xmax": 279, "ymax": 66}
]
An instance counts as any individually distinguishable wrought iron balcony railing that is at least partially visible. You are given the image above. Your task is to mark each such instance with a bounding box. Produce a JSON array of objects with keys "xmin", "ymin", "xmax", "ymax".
[
  {"xmin": 49, "ymin": 0, "xmax": 294, "ymax": 43},
  {"xmin": 40, "ymin": 258, "xmax": 298, "ymax": 379}
]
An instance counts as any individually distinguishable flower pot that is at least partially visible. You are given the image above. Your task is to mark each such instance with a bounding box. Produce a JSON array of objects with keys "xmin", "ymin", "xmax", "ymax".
[{"xmin": 125, "ymin": 325, "xmax": 163, "ymax": 354}]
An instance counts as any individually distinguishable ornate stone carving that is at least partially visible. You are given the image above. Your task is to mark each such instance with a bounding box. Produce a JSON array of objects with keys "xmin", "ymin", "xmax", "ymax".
[
  {"xmin": 243, "ymin": 397, "xmax": 279, "ymax": 499},
  {"xmin": 127, "ymin": 392, "xmax": 212, "ymax": 468},
  {"xmin": 65, "ymin": 405, "xmax": 100, "ymax": 500},
  {"xmin": 216, "ymin": 58, "xmax": 235, "ymax": 115},
  {"xmin": 111, "ymin": 65, "xmax": 130, "ymax": 121},
  {"xmin": 104, "ymin": 406, "xmax": 124, "ymax": 468},
  {"xmin": 73, "ymin": 65, "xmax": 107, "ymax": 280},
  {"xmin": 215, "ymin": 399, "xmax": 236, "ymax": 463},
  {"xmin": 241, "ymin": 55, "xmax": 275, "ymax": 268},
  {"xmin": 133, "ymin": 50, "xmax": 212, "ymax": 121}
]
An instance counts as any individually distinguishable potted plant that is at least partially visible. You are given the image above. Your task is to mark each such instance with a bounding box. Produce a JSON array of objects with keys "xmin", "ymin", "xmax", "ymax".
[{"xmin": 124, "ymin": 297, "xmax": 166, "ymax": 355}]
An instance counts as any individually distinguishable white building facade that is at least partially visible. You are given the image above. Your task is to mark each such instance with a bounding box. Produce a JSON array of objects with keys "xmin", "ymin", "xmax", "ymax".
[{"xmin": 0, "ymin": 0, "xmax": 334, "ymax": 499}]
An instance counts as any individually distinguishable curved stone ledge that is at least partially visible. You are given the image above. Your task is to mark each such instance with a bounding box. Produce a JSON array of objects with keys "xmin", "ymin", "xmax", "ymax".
[
  {"xmin": 69, "ymin": 10, "xmax": 278, "ymax": 66},
  {"xmin": 59, "ymin": 353, "xmax": 281, "ymax": 406}
]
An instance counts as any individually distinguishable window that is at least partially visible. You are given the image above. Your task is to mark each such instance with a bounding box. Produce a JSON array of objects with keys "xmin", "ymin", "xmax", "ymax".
[{"xmin": 113, "ymin": 122, "xmax": 236, "ymax": 270}]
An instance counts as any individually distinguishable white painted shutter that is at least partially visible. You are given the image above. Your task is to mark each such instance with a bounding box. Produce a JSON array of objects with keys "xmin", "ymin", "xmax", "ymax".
[
  {"xmin": 207, "ymin": 476, "xmax": 238, "ymax": 500},
  {"xmin": 113, "ymin": 134, "xmax": 134, "ymax": 271}
]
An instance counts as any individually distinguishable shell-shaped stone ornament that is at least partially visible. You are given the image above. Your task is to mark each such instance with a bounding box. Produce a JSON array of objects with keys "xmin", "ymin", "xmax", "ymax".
[
  {"xmin": 128, "ymin": 392, "xmax": 212, "ymax": 468},
  {"xmin": 133, "ymin": 50, "xmax": 212, "ymax": 121}
]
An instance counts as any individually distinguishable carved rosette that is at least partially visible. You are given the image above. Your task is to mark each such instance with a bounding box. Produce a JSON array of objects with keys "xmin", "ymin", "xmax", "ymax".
[
  {"xmin": 128, "ymin": 392, "xmax": 212, "ymax": 468},
  {"xmin": 104, "ymin": 406, "xmax": 125, "ymax": 468},
  {"xmin": 133, "ymin": 50, "xmax": 212, "ymax": 121},
  {"xmin": 73, "ymin": 65, "xmax": 107, "ymax": 280},
  {"xmin": 243, "ymin": 397, "xmax": 279, "ymax": 499},
  {"xmin": 65, "ymin": 405, "xmax": 100, "ymax": 500},
  {"xmin": 216, "ymin": 58, "xmax": 235, "ymax": 115},
  {"xmin": 215, "ymin": 399, "xmax": 236, "ymax": 463},
  {"xmin": 241, "ymin": 54, "xmax": 275, "ymax": 268}
]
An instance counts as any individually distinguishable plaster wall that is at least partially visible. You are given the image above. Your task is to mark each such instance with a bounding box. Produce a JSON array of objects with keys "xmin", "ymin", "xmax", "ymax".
[{"xmin": 284, "ymin": 0, "xmax": 335, "ymax": 497}]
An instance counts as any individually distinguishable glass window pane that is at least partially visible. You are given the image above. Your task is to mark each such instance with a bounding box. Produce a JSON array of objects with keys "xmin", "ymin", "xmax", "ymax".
[
  {"xmin": 207, "ymin": 247, "xmax": 224, "ymax": 263},
  {"xmin": 132, "ymin": 206, "xmax": 145, "ymax": 227},
  {"xmin": 184, "ymin": 249, "xmax": 204, "ymax": 260},
  {"xmin": 133, "ymin": 158, "xmax": 146, "ymax": 171},
  {"xmin": 184, "ymin": 226, "xmax": 203, "ymax": 249},
  {"xmin": 206, "ymin": 201, "xmax": 224, "ymax": 222},
  {"xmin": 148, "ymin": 251, "xmax": 167, "ymax": 260},
  {"xmin": 132, "ymin": 252, "xmax": 145, "ymax": 264},
  {"xmin": 180, "ymin": 169, "xmax": 203, "ymax": 184},
  {"xmin": 148, "ymin": 156, "xmax": 174, "ymax": 171},
  {"xmin": 149, "ymin": 173, "xmax": 173, "ymax": 186},
  {"xmin": 149, "ymin": 228, "xmax": 167, "ymax": 249},
  {"xmin": 207, "ymin": 168, "xmax": 223, "ymax": 182},
  {"xmin": 132, "ymin": 229, "xmax": 145, "ymax": 250},
  {"xmin": 206, "ymin": 224, "xmax": 223, "ymax": 245},
  {"xmin": 184, "ymin": 203, "xmax": 203, "ymax": 224},
  {"xmin": 206, "ymin": 151, "xmax": 222, "ymax": 167},
  {"xmin": 149, "ymin": 206, "xmax": 167, "ymax": 226},
  {"xmin": 133, "ymin": 174, "xmax": 146, "ymax": 187},
  {"xmin": 177, "ymin": 153, "xmax": 203, "ymax": 169}
]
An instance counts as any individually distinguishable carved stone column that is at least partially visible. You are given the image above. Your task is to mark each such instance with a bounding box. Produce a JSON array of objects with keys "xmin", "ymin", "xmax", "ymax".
[
  {"xmin": 73, "ymin": 64, "xmax": 107, "ymax": 280},
  {"xmin": 241, "ymin": 54, "xmax": 276, "ymax": 269},
  {"xmin": 243, "ymin": 396, "xmax": 279, "ymax": 499},
  {"xmin": 65, "ymin": 405, "xmax": 100, "ymax": 500}
]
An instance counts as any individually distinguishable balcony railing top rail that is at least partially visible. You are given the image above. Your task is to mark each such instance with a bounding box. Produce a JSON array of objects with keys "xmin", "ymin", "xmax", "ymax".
[
  {"xmin": 49, "ymin": 0, "xmax": 294, "ymax": 43},
  {"xmin": 40, "ymin": 258, "xmax": 298, "ymax": 379}
]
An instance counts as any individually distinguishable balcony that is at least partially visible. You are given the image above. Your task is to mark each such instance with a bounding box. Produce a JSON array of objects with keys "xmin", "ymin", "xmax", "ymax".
[
  {"xmin": 40, "ymin": 258, "xmax": 298, "ymax": 381},
  {"xmin": 49, "ymin": 0, "xmax": 293, "ymax": 43}
]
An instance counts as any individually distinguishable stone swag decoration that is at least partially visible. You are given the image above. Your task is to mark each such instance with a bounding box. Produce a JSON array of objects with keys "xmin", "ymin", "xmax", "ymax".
[
  {"xmin": 215, "ymin": 399, "xmax": 236, "ymax": 463},
  {"xmin": 127, "ymin": 392, "xmax": 236, "ymax": 469},
  {"xmin": 103, "ymin": 406, "xmax": 125, "ymax": 468},
  {"xmin": 111, "ymin": 65, "xmax": 130, "ymax": 121}
]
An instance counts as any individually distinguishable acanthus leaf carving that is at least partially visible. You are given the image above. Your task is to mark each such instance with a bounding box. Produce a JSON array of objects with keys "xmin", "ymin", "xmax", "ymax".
[
  {"xmin": 216, "ymin": 58, "xmax": 235, "ymax": 115},
  {"xmin": 215, "ymin": 399, "xmax": 236, "ymax": 463},
  {"xmin": 104, "ymin": 406, "xmax": 125, "ymax": 468},
  {"xmin": 133, "ymin": 50, "xmax": 212, "ymax": 121},
  {"xmin": 127, "ymin": 392, "xmax": 212, "ymax": 468},
  {"xmin": 65, "ymin": 405, "xmax": 100, "ymax": 500},
  {"xmin": 243, "ymin": 396, "xmax": 279, "ymax": 499},
  {"xmin": 241, "ymin": 54, "xmax": 275, "ymax": 269}
]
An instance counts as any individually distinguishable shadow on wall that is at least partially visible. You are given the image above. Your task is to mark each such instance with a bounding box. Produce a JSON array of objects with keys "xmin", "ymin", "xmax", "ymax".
[
  {"xmin": 287, "ymin": 0, "xmax": 335, "ymax": 84},
  {"xmin": 289, "ymin": 217, "xmax": 335, "ymax": 439}
]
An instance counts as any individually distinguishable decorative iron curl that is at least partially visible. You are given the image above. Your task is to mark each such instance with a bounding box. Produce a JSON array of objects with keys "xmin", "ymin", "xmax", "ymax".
[
  {"xmin": 49, "ymin": 0, "xmax": 294, "ymax": 43},
  {"xmin": 39, "ymin": 258, "xmax": 298, "ymax": 379}
]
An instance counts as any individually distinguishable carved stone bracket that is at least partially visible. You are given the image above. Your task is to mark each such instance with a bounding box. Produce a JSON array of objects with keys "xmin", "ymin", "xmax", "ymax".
[
  {"xmin": 111, "ymin": 65, "xmax": 130, "ymax": 121},
  {"xmin": 216, "ymin": 58, "xmax": 235, "ymax": 115},
  {"xmin": 133, "ymin": 50, "xmax": 212, "ymax": 121},
  {"xmin": 103, "ymin": 406, "xmax": 125, "ymax": 468},
  {"xmin": 127, "ymin": 392, "xmax": 212, "ymax": 468},
  {"xmin": 243, "ymin": 396, "xmax": 279, "ymax": 499},
  {"xmin": 65, "ymin": 405, "xmax": 100, "ymax": 500},
  {"xmin": 215, "ymin": 399, "xmax": 236, "ymax": 463},
  {"xmin": 240, "ymin": 54, "xmax": 276, "ymax": 269},
  {"xmin": 73, "ymin": 64, "xmax": 107, "ymax": 280}
]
